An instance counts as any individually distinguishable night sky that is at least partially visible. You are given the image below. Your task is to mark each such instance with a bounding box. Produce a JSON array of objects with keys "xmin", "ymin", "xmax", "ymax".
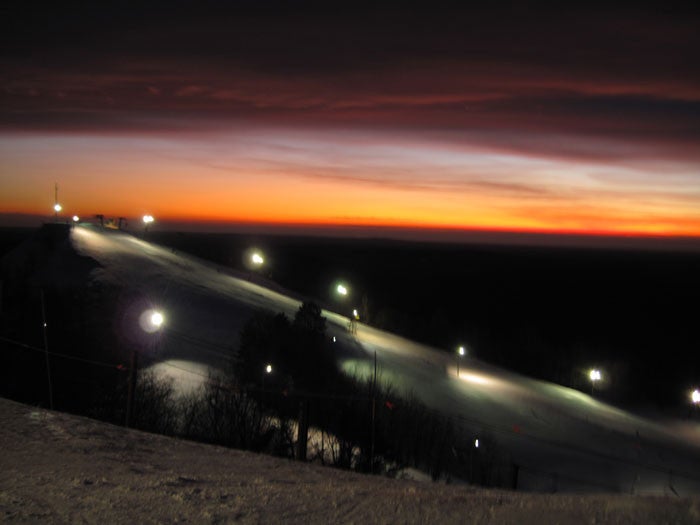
[{"xmin": 2, "ymin": 2, "xmax": 699, "ymax": 238}]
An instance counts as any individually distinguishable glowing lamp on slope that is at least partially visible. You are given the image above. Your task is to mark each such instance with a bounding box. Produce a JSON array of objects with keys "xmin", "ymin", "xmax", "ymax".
[
  {"xmin": 692, "ymin": 389, "xmax": 700, "ymax": 405},
  {"xmin": 142, "ymin": 215, "xmax": 155, "ymax": 233},
  {"xmin": 336, "ymin": 284, "xmax": 348, "ymax": 296},
  {"xmin": 456, "ymin": 346, "xmax": 466, "ymax": 376},
  {"xmin": 128, "ymin": 308, "xmax": 165, "ymax": 428},
  {"xmin": 589, "ymin": 368, "xmax": 602, "ymax": 395},
  {"xmin": 150, "ymin": 311, "xmax": 164, "ymax": 328},
  {"xmin": 139, "ymin": 308, "xmax": 165, "ymax": 334},
  {"xmin": 461, "ymin": 372, "xmax": 491, "ymax": 386}
]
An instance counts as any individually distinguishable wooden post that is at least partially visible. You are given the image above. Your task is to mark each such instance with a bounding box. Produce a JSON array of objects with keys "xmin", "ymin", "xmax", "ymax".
[
  {"xmin": 40, "ymin": 289, "xmax": 54, "ymax": 410},
  {"xmin": 125, "ymin": 350, "xmax": 138, "ymax": 427},
  {"xmin": 296, "ymin": 399, "xmax": 309, "ymax": 461},
  {"xmin": 370, "ymin": 350, "xmax": 377, "ymax": 472}
]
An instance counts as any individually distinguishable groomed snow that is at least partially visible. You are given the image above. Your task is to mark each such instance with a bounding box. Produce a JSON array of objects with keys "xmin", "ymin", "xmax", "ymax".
[{"xmin": 67, "ymin": 225, "xmax": 700, "ymax": 494}]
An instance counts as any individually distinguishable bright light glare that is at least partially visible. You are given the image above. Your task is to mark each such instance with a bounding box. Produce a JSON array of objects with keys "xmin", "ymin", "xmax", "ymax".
[
  {"xmin": 146, "ymin": 360, "xmax": 212, "ymax": 396},
  {"xmin": 692, "ymin": 389, "xmax": 700, "ymax": 404},
  {"xmin": 251, "ymin": 253, "xmax": 264, "ymax": 265},
  {"xmin": 461, "ymin": 372, "xmax": 491, "ymax": 386},
  {"xmin": 458, "ymin": 346, "xmax": 466, "ymax": 356},
  {"xmin": 353, "ymin": 309, "xmax": 359, "ymax": 319},
  {"xmin": 336, "ymin": 284, "xmax": 348, "ymax": 296},
  {"xmin": 72, "ymin": 215, "xmax": 79, "ymax": 222},
  {"xmin": 589, "ymin": 369, "xmax": 602, "ymax": 382},
  {"xmin": 139, "ymin": 308, "xmax": 165, "ymax": 333},
  {"xmin": 143, "ymin": 215, "xmax": 154, "ymax": 224},
  {"xmin": 474, "ymin": 438, "xmax": 479, "ymax": 448},
  {"xmin": 150, "ymin": 311, "xmax": 164, "ymax": 327},
  {"xmin": 265, "ymin": 364, "xmax": 272, "ymax": 374},
  {"xmin": 54, "ymin": 203, "xmax": 62, "ymax": 212}
]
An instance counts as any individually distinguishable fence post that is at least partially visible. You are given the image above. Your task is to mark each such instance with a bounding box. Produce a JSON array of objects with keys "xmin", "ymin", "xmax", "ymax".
[
  {"xmin": 40, "ymin": 289, "xmax": 54, "ymax": 410},
  {"xmin": 296, "ymin": 399, "xmax": 309, "ymax": 461},
  {"xmin": 125, "ymin": 349, "xmax": 138, "ymax": 427},
  {"xmin": 370, "ymin": 350, "xmax": 377, "ymax": 472}
]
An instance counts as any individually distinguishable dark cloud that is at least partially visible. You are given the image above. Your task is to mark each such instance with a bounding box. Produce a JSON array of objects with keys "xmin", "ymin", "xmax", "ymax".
[
  {"xmin": 2, "ymin": 3, "xmax": 699, "ymax": 164},
  {"xmin": 5, "ymin": 3, "xmax": 698, "ymax": 74}
]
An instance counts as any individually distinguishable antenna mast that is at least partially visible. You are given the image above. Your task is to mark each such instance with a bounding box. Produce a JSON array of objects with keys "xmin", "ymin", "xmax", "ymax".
[{"xmin": 54, "ymin": 182, "xmax": 59, "ymax": 220}]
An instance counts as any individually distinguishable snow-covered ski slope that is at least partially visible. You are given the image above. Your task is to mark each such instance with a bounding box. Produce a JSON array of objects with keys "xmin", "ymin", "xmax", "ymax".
[{"xmin": 71, "ymin": 225, "xmax": 700, "ymax": 494}]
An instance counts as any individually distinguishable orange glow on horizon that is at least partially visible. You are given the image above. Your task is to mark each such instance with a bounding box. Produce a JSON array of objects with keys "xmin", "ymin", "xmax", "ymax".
[
  {"xmin": 5, "ymin": 182, "xmax": 700, "ymax": 239},
  {"xmin": 2, "ymin": 132, "xmax": 700, "ymax": 240},
  {"xmin": 137, "ymin": 215, "xmax": 700, "ymax": 239}
]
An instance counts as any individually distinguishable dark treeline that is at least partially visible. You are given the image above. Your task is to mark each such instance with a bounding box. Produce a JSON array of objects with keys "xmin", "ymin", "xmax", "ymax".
[{"xmin": 145, "ymin": 231, "xmax": 700, "ymax": 410}]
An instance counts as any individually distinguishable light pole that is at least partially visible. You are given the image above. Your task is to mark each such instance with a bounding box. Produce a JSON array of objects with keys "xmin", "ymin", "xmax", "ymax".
[
  {"xmin": 142, "ymin": 214, "xmax": 154, "ymax": 233},
  {"xmin": 262, "ymin": 363, "xmax": 272, "ymax": 405},
  {"xmin": 470, "ymin": 436, "xmax": 479, "ymax": 483},
  {"xmin": 126, "ymin": 308, "xmax": 164, "ymax": 427},
  {"xmin": 335, "ymin": 282, "xmax": 355, "ymax": 333},
  {"xmin": 336, "ymin": 283, "xmax": 348, "ymax": 297},
  {"xmin": 243, "ymin": 249, "xmax": 266, "ymax": 279},
  {"xmin": 250, "ymin": 252, "xmax": 265, "ymax": 280},
  {"xmin": 457, "ymin": 346, "xmax": 466, "ymax": 376},
  {"xmin": 589, "ymin": 368, "xmax": 601, "ymax": 395},
  {"xmin": 53, "ymin": 183, "xmax": 61, "ymax": 222}
]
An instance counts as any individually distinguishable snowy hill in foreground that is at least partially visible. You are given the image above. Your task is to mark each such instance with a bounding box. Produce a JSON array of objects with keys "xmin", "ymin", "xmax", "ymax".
[
  {"xmin": 62, "ymin": 225, "xmax": 700, "ymax": 494},
  {"xmin": 1, "ymin": 397, "xmax": 698, "ymax": 524}
]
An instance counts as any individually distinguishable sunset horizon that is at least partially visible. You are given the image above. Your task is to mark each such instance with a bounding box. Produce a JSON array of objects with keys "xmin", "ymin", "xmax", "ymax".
[{"xmin": 2, "ymin": 3, "xmax": 699, "ymax": 242}]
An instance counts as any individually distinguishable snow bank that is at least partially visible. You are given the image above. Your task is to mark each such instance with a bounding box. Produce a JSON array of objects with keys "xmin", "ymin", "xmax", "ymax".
[{"xmin": 1, "ymin": 398, "xmax": 698, "ymax": 524}]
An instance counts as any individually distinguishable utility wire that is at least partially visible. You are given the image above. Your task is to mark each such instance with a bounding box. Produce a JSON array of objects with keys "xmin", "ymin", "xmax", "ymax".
[
  {"xmin": 4, "ymin": 330, "xmax": 700, "ymax": 485},
  {"xmin": 0, "ymin": 335, "xmax": 121, "ymax": 369}
]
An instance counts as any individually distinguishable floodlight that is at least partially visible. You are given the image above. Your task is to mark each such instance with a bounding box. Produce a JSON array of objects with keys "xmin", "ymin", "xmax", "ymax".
[{"xmin": 150, "ymin": 311, "xmax": 164, "ymax": 328}]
